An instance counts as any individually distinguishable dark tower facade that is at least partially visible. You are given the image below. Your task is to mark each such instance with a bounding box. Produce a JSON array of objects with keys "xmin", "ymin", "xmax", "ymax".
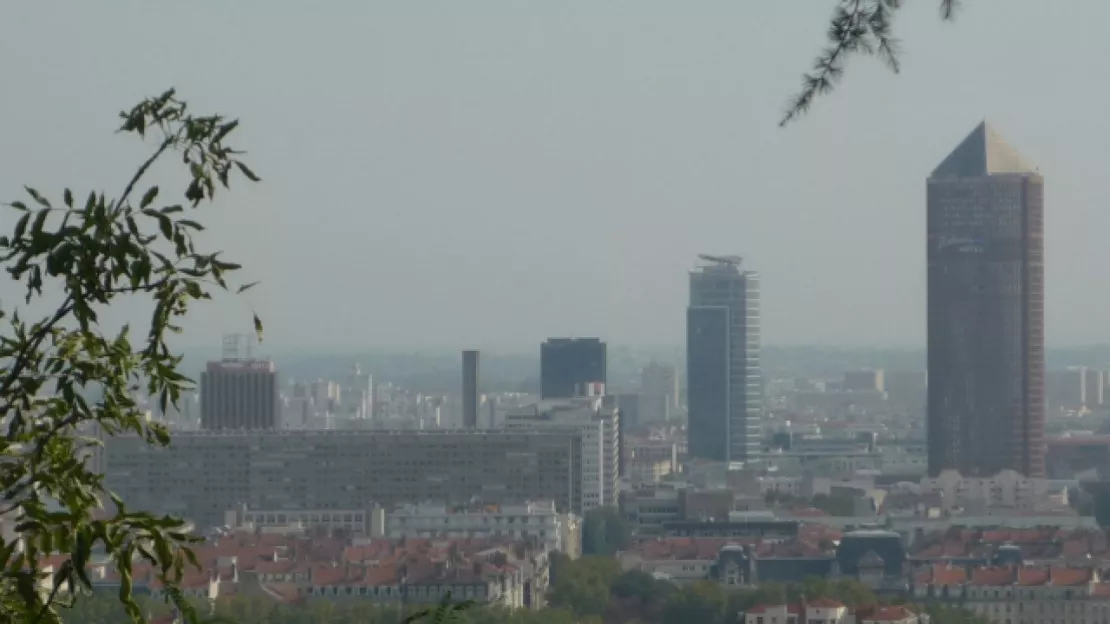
[
  {"xmin": 200, "ymin": 359, "xmax": 279, "ymax": 430},
  {"xmin": 927, "ymin": 122, "xmax": 1045, "ymax": 478},
  {"xmin": 462, "ymin": 350, "xmax": 480, "ymax": 428},
  {"xmin": 540, "ymin": 338, "xmax": 607, "ymax": 399}
]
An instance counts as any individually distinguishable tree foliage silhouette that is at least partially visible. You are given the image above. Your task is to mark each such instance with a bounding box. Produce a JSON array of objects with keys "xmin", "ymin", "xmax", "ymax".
[
  {"xmin": 782, "ymin": 0, "xmax": 962, "ymax": 125},
  {"xmin": 0, "ymin": 88, "xmax": 260, "ymax": 623}
]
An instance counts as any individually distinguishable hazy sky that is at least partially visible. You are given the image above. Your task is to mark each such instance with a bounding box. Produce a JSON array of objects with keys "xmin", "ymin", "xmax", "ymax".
[{"xmin": 2, "ymin": 1, "xmax": 1107, "ymax": 351}]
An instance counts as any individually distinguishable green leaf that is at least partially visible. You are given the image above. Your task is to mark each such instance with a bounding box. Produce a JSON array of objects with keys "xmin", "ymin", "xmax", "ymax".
[
  {"xmin": 25, "ymin": 186, "xmax": 51, "ymax": 208},
  {"xmin": 63, "ymin": 188, "xmax": 73, "ymax": 208},
  {"xmin": 236, "ymin": 281, "xmax": 259, "ymax": 294},
  {"xmin": 157, "ymin": 214, "xmax": 173, "ymax": 241},
  {"xmin": 234, "ymin": 161, "xmax": 261, "ymax": 182},
  {"xmin": 31, "ymin": 209, "xmax": 48, "ymax": 235},
  {"xmin": 213, "ymin": 119, "xmax": 239, "ymax": 143},
  {"xmin": 253, "ymin": 313, "xmax": 264, "ymax": 341},
  {"xmin": 9, "ymin": 200, "xmax": 28, "ymax": 211},
  {"xmin": 140, "ymin": 186, "xmax": 159, "ymax": 208},
  {"xmin": 13, "ymin": 212, "xmax": 30, "ymax": 239}
]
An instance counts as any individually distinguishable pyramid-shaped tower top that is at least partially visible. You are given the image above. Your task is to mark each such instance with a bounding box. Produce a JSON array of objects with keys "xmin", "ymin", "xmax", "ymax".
[{"xmin": 930, "ymin": 121, "xmax": 1037, "ymax": 178}]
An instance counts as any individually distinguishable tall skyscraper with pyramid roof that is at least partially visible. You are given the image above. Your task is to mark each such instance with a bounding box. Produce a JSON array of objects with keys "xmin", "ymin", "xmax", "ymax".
[{"xmin": 927, "ymin": 121, "xmax": 1045, "ymax": 478}]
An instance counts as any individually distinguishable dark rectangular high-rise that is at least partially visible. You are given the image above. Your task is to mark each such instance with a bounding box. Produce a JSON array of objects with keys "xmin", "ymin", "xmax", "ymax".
[
  {"xmin": 200, "ymin": 359, "xmax": 280, "ymax": 430},
  {"xmin": 462, "ymin": 350, "xmax": 480, "ymax": 428},
  {"xmin": 687, "ymin": 255, "xmax": 761, "ymax": 463},
  {"xmin": 540, "ymin": 338, "xmax": 607, "ymax": 399},
  {"xmin": 927, "ymin": 121, "xmax": 1045, "ymax": 478}
]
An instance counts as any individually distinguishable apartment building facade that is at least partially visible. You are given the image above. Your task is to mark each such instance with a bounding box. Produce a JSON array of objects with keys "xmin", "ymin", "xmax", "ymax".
[
  {"xmin": 105, "ymin": 429, "xmax": 584, "ymax": 529},
  {"xmin": 503, "ymin": 398, "xmax": 619, "ymax": 510}
]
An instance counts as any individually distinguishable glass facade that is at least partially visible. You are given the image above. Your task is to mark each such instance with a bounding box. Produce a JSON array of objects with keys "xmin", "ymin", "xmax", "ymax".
[{"xmin": 687, "ymin": 260, "xmax": 762, "ymax": 462}]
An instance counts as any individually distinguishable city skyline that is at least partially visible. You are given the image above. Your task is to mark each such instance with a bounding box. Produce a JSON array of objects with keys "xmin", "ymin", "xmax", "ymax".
[{"xmin": 7, "ymin": 3, "xmax": 1110, "ymax": 350}]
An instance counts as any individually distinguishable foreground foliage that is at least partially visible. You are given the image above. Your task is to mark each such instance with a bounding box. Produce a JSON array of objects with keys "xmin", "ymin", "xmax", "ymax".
[
  {"xmin": 0, "ymin": 89, "xmax": 259, "ymax": 622},
  {"xmin": 783, "ymin": 0, "xmax": 963, "ymax": 125}
]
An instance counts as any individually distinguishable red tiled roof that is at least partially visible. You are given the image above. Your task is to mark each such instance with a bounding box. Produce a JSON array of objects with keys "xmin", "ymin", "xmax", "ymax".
[
  {"xmin": 1016, "ymin": 567, "xmax": 1049, "ymax": 586},
  {"xmin": 915, "ymin": 564, "xmax": 968, "ymax": 586},
  {"xmin": 747, "ymin": 604, "xmax": 803, "ymax": 615},
  {"xmin": 858, "ymin": 605, "xmax": 914, "ymax": 622},
  {"xmin": 309, "ymin": 565, "xmax": 348, "ymax": 586},
  {"xmin": 1049, "ymin": 567, "xmax": 1093, "ymax": 587},
  {"xmin": 970, "ymin": 567, "xmax": 1015, "ymax": 587}
]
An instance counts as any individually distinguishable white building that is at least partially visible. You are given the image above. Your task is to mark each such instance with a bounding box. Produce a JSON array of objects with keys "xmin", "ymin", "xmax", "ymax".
[
  {"xmin": 745, "ymin": 600, "xmax": 928, "ymax": 624},
  {"xmin": 913, "ymin": 564, "xmax": 1109, "ymax": 624},
  {"xmin": 921, "ymin": 470, "xmax": 1057, "ymax": 512},
  {"xmin": 504, "ymin": 398, "xmax": 620, "ymax": 511},
  {"xmin": 386, "ymin": 501, "xmax": 580, "ymax": 558},
  {"xmin": 640, "ymin": 362, "xmax": 679, "ymax": 423}
]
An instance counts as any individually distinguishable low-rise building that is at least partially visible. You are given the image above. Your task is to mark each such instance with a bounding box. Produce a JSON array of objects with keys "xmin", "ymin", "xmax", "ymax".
[
  {"xmin": 921, "ymin": 470, "xmax": 1060, "ymax": 512},
  {"xmin": 386, "ymin": 501, "xmax": 580, "ymax": 558},
  {"xmin": 913, "ymin": 564, "xmax": 1110, "ymax": 624},
  {"xmin": 744, "ymin": 599, "xmax": 928, "ymax": 624}
]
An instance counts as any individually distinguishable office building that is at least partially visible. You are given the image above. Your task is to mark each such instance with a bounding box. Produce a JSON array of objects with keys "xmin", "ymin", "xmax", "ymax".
[
  {"xmin": 344, "ymin": 363, "xmax": 374, "ymax": 420},
  {"xmin": 540, "ymin": 338, "xmax": 606, "ymax": 399},
  {"xmin": 612, "ymin": 393, "xmax": 640, "ymax": 430},
  {"xmin": 641, "ymin": 362, "xmax": 679, "ymax": 424},
  {"xmin": 843, "ymin": 369, "xmax": 885, "ymax": 393},
  {"xmin": 687, "ymin": 255, "xmax": 761, "ymax": 463},
  {"xmin": 927, "ymin": 122, "xmax": 1045, "ymax": 477},
  {"xmin": 504, "ymin": 398, "xmax": 619, "ymax": 510},
  {"xmin": 1046, "ymin": 366, "xmax": 1105, "ymax": 411},
  {"xmin": 104, "ymin": 429, "xmax": 584, "ymax": 529},
  {"xmin": 462, "ymin": 350, "xmax": 480, "ymax": 428},
  {"xmin": 200, "ymin": 358, "xmax": 279, "ymax": 430}
]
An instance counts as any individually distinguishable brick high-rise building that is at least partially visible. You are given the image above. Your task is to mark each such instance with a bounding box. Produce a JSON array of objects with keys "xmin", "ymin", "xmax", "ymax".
[
  {"xmin": 927, "ymin": 122, "xmax": 1045, "ymax": 477},
  {"xmin": 200, "ymin": 359, "xmax": 279, "ymax": 430}
]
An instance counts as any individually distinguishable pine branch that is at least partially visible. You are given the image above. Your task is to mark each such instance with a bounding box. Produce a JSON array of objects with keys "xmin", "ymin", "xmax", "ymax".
[{"xmin": 780, "ymin": 0, "xmax": 962, "ymax": 126}]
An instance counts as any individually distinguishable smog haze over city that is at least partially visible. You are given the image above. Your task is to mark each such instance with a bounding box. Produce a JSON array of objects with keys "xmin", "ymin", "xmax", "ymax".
[
  {"xmin": 9, "ymin": 3, "xmax": 1110, "ymax": 624},
  {"xmin": 5, "ymin": 1, "xmax": 1110, "ymax": 351}
]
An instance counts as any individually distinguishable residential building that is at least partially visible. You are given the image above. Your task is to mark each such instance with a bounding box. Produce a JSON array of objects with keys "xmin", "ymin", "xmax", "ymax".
[
  {"xmin": 927, "ymin": 122, "xmax": 1045, "ymax": 478},
  {"xmin": 104, "ymin": 429, "xmax": 585, "ymax": 529},
  {"xmin": 641, "ymin": 362, "xmax": 679, "ymax": 424},
  {"xmin": 1046, "ymin": 367, "xmax": 1105, "ymax": 412},
  {"xmin": 920, "ymin": 470, "xmax": 1059, "ymax": 512},
  {"xmin": 224, "ymin": 504, "xmax": 383, "ymax": 537},
  {"xmin": 200, "ymin": 358, "xmax": 279, "ymax": 430},
  {"xmin": 744, "ymin": 601, "xmax": 928, "ymax": 624},
  {"xmin": 386, "ymin": 501, "xmax": 580, "ymax": 558},
  {"xmin": 540, "ymin": 338, "xmax": 606, "ymax": 399},
  {"xmin": 626, "ymin": 441, "xmax": 677, "ymax": 485},
  {"xmin": 503, "ymin": 398, "xmax": 619, "ymax": 510},
  {"xmin": 912, "ymin": 564, "xmax": 1110, "ymax": 624},
  {"xmin": 843, "ymin": 369, "xmax": 885, "ymax": 393},
  {"xmin": 687, "ymin": 254, "xmax": 761, "ymax": 463}
]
